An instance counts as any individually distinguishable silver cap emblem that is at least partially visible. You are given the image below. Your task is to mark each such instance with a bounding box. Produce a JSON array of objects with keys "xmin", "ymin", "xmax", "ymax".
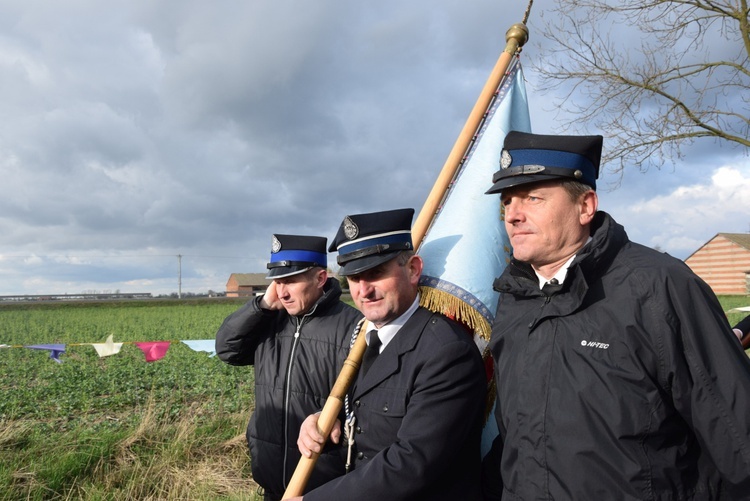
[
  {"xmin": 271, "ymin": 235, "xmax": 281, "ymax": 253},
  {"xmin": 501, "ymin": 150, "xmax": 512, "ymax": 169},
  {"xmin": 343, "ymin": 216, "xmax": 359, "ymax": 240}
]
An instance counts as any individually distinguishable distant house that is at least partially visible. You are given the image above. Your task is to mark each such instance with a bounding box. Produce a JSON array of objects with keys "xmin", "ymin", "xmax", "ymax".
[
  {"xmin": 226, "ymin": 273, "xmax": 269, "ymax": 298},
  {"xmin": 685, "ymin": 233, "xmax": 750, "ymax": 295}
]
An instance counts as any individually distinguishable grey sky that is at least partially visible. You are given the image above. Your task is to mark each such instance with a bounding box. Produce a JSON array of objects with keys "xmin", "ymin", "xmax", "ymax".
[{"xmin": 0, "ymin": 0, "xmax": 747, "ymax": 295}]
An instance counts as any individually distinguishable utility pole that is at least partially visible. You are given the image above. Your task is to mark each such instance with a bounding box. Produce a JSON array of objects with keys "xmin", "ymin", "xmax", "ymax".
[{"xmin": 177, "ymin": 254, "xmax": 182, "ymax": 299}]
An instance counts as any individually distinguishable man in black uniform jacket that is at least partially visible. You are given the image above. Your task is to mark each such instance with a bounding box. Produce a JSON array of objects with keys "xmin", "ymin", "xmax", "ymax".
[{"xmin": 292, "ymin": 209, "xmax": 486, "ymax": 501}]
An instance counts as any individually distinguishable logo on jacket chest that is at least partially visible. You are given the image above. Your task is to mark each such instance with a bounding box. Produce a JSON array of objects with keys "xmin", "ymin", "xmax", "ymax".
[{"xmin": 581, "ymin": 339, "xmax": 609, "ymax": 349}]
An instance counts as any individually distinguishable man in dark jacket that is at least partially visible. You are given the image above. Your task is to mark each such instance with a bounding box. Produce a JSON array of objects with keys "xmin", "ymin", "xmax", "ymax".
[
  {"xmin": 291, "ymin": 209, "xmax": 486, "ymax": 501},
  {"xmin": 215, "ymin": 234, "xmax": 361, "ymax": 501},
  {"xmin": 481, "ymin": 131, "xmax": 750, "ymax": 500}
]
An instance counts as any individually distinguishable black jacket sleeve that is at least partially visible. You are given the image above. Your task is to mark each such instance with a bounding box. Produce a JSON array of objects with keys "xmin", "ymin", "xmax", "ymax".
[
  {"xmin": 481, "ymin": 433, "xmax": 505, "ymax": 500},
  {"xmin": 215, "ymin": 297, "xmax": 276, "ymax": 366}
]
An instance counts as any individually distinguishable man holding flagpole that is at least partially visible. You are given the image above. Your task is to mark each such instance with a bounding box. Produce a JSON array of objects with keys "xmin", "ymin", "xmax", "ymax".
[
  {"xmin": 291, "ymin": 208, "xmax": 486, "ymax": 501},
  {"xmin": 481, "ymin": 131, "xmax": 750, "ymax": 499}
]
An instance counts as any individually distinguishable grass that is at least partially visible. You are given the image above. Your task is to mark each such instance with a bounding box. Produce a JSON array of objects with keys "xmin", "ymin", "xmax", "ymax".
[
  {"xmin": 0, "ymin": 298, "xmax": 262, "ymax": 500},
  {"xmin": 0, "ymin": 295, "xmax": 748, "ymax": 499},
  {"xmin": 0, "ymin": 397, "xmax": 257, "ymax": 500},
  {"xmin": 719, "ymin": 295, "xmax": 750, "ymax": 329}
]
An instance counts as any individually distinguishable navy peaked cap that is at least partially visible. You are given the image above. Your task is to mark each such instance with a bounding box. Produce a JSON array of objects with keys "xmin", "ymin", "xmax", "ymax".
[
  {"xmin": 329, "ymin": 208, "xmax": 414, "ymax": 276},
  {"xmin": 266, "ymin": 234, "xmax": 327, "ymax": 279},
  {"xmin": 486, "ymin": 131, "xmax": 603, "ymax": 193}
]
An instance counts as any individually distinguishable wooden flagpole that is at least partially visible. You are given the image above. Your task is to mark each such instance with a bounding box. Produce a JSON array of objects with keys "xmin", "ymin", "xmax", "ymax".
[
  {"xmin": 282, "ymin": 17, "xmax": 531, "ymax": 501},
  {"xmin": 282, "ymin": 323, "xmax": 367, "ymax": 499},
  {"xmin": 412, "ymin": 22, "xmax": 529, "ymax": 248}
]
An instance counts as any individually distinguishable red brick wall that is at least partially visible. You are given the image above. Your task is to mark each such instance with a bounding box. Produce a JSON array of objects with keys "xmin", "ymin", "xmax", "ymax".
[
  {"xmin": 226, "ymin": 276, "xmax": 240, "ymax": 297},
  {"xmin": 686, "ymin": 236, "xmax": 750, "ymax": 295}
]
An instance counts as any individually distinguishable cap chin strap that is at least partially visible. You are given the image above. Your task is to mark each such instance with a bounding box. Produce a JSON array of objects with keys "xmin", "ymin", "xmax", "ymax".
[
  {"xmin": 266, "ymin": 260, "xmax": 321, "ymax": 269},
  {"xmin": 492, "ymin": 164, "xmax": 587, "ymax": 183},
  {"xmin": 337, "ymin": 242, "xmax": 412, "ymax": 265}
]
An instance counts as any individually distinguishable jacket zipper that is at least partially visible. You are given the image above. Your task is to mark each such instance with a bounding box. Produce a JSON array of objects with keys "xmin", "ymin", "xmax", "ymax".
[
  {"xmin": 528, "ymin": 295, "xmax": 552, "ymax": 331},
  {"xmin": 281, "ymin": 304, "xmax": 317, "ymax": 489},
  {"xmin": 509, "ymin": 261, "xmax": 553, "ymax": 331}
]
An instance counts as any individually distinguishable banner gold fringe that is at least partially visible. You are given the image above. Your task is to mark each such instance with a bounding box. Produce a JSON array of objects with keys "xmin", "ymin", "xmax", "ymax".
[
  {"xmin": 418, "ymin": 285, "xmax": 492, "ymax": 341},
  {"xmin": 418, "ymin": 285, "xmax": 496, "ymax": 421}
]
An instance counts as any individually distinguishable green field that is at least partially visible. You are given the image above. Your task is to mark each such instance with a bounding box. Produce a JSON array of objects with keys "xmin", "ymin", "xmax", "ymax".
[
  {"xmin": 723, "ymin": 295, "xmax": 750, "ymax": 329},
  {"xmin": 1, "ymin": 296, "xmax": 748, "ymax": 500},
  {"xmin": 0, "ymin": 298, "xmax": 260, "ymax": 501}
]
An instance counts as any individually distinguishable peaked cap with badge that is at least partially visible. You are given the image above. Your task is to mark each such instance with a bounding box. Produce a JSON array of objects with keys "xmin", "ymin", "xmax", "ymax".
[
  {"xmin": 486, "ymin": 130, "xmax": 603, "ymax": 193},
  {"xmin": 265, "ymin": 234, "xmax": 327, "ymax": 279},
  {"xmin": 329, "ymin": 208, "xmax": 415, "ymax": 276}
]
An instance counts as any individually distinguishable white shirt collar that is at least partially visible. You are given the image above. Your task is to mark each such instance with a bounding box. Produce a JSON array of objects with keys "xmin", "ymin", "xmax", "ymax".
[{"xmin": 365, "ymin": 294, "xmax": 420, "ymax": 353}]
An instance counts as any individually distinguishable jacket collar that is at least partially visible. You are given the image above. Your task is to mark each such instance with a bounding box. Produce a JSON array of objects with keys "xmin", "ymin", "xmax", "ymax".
[{"xmin": 492, "ymin": 212, "xmax": 628, "ymax": 324}]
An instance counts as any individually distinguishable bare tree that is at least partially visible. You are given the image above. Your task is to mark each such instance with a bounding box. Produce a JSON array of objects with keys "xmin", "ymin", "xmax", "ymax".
[{"xmin": 533, "ymin": 0, "xmax": 750, "ymax": 176}]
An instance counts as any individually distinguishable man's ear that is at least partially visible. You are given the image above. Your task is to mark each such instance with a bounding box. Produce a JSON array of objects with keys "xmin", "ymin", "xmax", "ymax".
[
  {"xmin": 408, "ymin": 255, "xmax": 424, "ymax": 285},
  {"xmin": 315, "ymin": 268, "xmax": 327, "ymax": 288},
  {"xmin": 579, "ymin": 190, "xmax": 598, "ymax": 225}
]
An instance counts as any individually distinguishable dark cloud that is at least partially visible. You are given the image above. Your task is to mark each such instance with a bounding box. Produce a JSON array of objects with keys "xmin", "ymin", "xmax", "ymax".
[{"xmin": 0, "ymin": 0, "xmax": 747, "ymax": 294}]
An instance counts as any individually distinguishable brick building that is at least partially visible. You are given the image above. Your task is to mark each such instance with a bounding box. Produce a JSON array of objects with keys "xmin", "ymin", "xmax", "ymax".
[
  {"xmin": 685, "ymin": 233, "xmax": 750, "ymax": 295},
  {"xmin": 225, "ymin": 273, "xmax": 269, "ymax": 298}
]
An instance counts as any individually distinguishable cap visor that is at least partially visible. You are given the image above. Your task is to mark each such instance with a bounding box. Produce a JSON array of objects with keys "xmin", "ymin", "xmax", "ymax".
[
  {"xmin": 265, "ymin": 265, "xmax": 313, "ymax": 280},
  {"xmin": 339, "ymin": 252, "xmax": 400, "ymax": 277},
  {"xmin": 485, "ymin": 174, "xmax": 562, "ymax": 194}
]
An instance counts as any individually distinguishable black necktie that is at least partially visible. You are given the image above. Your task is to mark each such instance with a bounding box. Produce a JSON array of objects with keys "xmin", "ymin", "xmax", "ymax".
[{"xmin": 361, "ymin": 330, "xmax": 381, "ymax": 377}]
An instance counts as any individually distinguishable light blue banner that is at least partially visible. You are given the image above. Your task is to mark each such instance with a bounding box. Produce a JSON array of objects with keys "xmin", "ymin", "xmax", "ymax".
[{"xmin": 419, "ymin": 59, "xmax": 531, "ymax": 325}]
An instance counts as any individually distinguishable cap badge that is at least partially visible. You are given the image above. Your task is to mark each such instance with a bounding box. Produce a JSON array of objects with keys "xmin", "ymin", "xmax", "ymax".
[
  {"xmin": 500, "ymin": 150, "xmax": 512, "ymax": 169},
  {"xmin": 343, "ymin": 216, "xmax": 359, "ymax": 240},
  {"xmin": 271, "ymin": 235, "xmax": 282, "ymax": 253}
]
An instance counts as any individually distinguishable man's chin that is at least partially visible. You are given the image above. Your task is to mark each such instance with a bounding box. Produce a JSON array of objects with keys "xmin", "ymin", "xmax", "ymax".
[
  {"xmin": 283, "ymin": 305, "xmax": 300, "ymax": 316},
  {"xmin": 508, "ymin": 245, "xmax": 532, "ymax": 263},
  {"xmin": 361, "ymin": 306, "xmax": 384, "ymax": 324}
]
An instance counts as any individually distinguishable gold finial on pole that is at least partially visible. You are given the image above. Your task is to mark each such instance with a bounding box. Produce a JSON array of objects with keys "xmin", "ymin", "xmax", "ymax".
[
  {"xmin": 412, "ymin": 15, "xmax": 532, "ymax": 247},
  {"xmin": 503, "ymin": 23, "xmax": 529, "ymax": 56},
  {"xmin": 502, "ymin": 0, "xmax": 533, "ymax": 56}
]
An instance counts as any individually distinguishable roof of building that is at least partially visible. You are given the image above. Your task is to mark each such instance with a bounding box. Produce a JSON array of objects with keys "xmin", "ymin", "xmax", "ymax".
[
  {"xmin": 685, "ymin": 232, "xmax": 750, "ymax": 261},
  {"xmin": 720, "ymin": 233, "xmax": 750, "ymax": 251},
  {"xmin": 227, "ymin": 273, "xmax": 269, "ymax": 287}
]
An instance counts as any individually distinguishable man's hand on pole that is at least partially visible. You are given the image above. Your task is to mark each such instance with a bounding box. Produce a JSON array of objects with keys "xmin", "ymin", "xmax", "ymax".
[{"xmin": 297, "ymin": 412, "xmax": 341, "ymax": 458}]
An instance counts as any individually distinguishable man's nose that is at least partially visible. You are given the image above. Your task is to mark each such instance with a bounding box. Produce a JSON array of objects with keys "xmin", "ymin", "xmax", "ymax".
[
  {"xmin": 503, "ymin": 198, "xmax": 524, "ymax": 223},
  {"xmin": 357, "ymin": 280, "xmax": 374, "ymax": 296}
]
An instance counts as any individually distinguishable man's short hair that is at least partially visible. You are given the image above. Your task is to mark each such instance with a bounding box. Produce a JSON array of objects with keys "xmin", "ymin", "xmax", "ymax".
[{"xmin": 560, "ymin": 179, "xmax": 594, "ymax": 201}]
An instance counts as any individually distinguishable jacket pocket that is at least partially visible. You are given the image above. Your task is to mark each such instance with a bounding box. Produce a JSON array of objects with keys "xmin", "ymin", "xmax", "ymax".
[{"xmin": 367, "ymin": 387, "xmax": 408, "ymax": 418}]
